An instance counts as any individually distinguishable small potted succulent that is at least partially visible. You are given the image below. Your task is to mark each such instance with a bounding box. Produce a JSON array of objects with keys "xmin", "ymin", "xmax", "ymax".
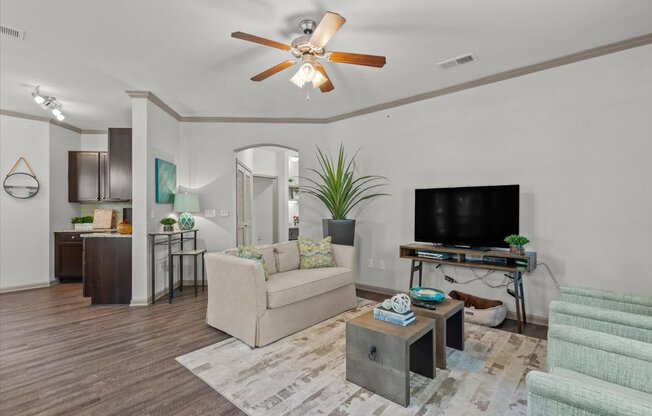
[
  {"xmin": 71, "ymin": 216, "xmax": 94, "ymax": 231},
  {"xmin": 160, "ymin": 217, "xmax": 177, "ymax": 232},
  {"xmin": 504, "ymin": 235, "xmax": 530, "ymax": 255}
]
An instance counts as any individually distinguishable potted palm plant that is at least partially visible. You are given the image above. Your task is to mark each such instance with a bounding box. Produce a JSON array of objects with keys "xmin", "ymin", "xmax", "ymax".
[{"xmin": 301, "ymin": 144, "xmax": 388, "ymax": 246}]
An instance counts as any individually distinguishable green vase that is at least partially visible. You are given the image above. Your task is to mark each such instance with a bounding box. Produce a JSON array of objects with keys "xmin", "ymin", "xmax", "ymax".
[{"xmin": 179, "ymin": 212, "xmax": 195, "ymax": 230}]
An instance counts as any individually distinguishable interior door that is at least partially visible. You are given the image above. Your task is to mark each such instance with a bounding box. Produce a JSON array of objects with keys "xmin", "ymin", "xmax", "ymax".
[{"xmin": 236, "ymin": 161, "xmax": 253, "ymax": 245}]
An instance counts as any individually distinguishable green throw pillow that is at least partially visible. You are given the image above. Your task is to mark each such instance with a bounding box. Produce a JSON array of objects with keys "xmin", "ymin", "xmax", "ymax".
[
  {"xmin": 237, "ymin": 245, "xmax": 269, "ymax": 279},
  {"xmin": 298, "ymin": 236, "xmax": 335, "ymax": 269}
]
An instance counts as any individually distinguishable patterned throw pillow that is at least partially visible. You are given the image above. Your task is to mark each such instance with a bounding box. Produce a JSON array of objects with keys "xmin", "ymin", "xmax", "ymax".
[
  {"xmin": 237, "ymin": 245, "xmax": 269, "ymax": 279},
  {"xmin": 298, "ymin": 236, "xmax": 335, "ymax": 269}
]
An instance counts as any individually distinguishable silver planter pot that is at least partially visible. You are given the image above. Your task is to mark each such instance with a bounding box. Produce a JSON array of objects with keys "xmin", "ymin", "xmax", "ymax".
[{"xmin": 322, "ymin": 219, "xmax": 356, "ymax": 246}]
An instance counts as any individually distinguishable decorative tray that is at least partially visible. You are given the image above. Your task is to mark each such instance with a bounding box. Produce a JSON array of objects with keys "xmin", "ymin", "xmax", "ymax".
[{"xmin": 409, "ymin": 287, "xmax": 445, "ymax": 302}]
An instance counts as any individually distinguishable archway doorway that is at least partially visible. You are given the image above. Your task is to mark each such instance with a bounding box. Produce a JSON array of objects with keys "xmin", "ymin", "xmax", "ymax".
[{"xmin": 234, "ymin": 145, "xmax": 299, "ymax": 246}]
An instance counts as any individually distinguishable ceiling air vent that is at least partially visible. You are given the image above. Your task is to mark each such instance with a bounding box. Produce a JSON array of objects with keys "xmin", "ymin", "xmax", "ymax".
[
  {"xmin": 437, "ymin": 53, "xmax": 477, "ymax": 69},
  {"xmin": 1, "ymin": 24, "xmax": 26, "ymax": 40}
]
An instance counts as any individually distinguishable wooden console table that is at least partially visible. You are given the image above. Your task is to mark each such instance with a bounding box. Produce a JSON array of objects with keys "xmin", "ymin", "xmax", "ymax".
[{"xmin": 400, "ymin": 243, "xmax": 537, "ymax": 333}]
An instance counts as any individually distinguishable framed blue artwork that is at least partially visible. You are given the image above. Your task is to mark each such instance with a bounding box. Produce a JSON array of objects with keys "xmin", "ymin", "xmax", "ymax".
[{"xmin": 155, "ymin": 158, "xmax": 176, "ymax": 203}]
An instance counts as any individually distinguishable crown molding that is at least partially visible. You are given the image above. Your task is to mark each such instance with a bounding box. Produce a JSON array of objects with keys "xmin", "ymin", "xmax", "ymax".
[
  {"xmin": 324, "ymin": 32, "xmax": 652, "ymax": 122},
  {"xmin": 127, "ymin": 32, "xmax": 652, "ymax": 125},
  {"xmin": 126, "ymin": 90, "xmax": 182, "ymax": 121},
  {"xmin": 180, "ymin": 116, "xmax": 326, "ymax": 124},
  {"xmin": 1, "ymin": 109, "xmax": 82, "ymax": 133},
  {"xmin": 80, "ymin": 129, "xmax": 108, "ymax": 134}
]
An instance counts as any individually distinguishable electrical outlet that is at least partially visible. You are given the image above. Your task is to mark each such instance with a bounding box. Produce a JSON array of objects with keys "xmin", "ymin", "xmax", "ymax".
[
  {"xmin": 367, "ymin": 259, "xmax": 373, "ymax": 268},
  {"xmin": 220, "ymin": 210, "xmax": 229, "ymax": 217},
  {"xmin": 150, "ymin": 209, "xmax": 155, "ymax": 219},
  {"xmin": 379, "ymin": 261, "xmax": 386, "ymax": 270},
  {"xmin": 204, "ymin": 209, "xmax": 216, "ymax": 218}
]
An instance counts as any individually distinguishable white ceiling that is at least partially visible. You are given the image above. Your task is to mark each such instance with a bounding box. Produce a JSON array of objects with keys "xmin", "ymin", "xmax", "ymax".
[{"xmin": 1, "ymin": 0, "xmax": 651, "ymax": 130}]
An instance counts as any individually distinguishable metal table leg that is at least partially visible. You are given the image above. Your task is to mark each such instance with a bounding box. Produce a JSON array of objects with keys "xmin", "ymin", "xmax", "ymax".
[
  {"xmin": 179, "ymin": 234, "xmax": 184, "ymax": 293},
  {"xmin": 168, "ymin": 235, "xmax": 173, "ymax": 304},
  {"xmin": 194, "ymin": 255, "xmax": 198, "ymax": 297},
  {"xmin": 151, "ymin": 235, "xmax": 155, "ymax": 304},
  {"xmin": 202, "ymin": 252, "xmax": 205, "ymax": 291},
  {"xmin": 513, "ymin": 272, "xmax": 523, "ymax": 333}
]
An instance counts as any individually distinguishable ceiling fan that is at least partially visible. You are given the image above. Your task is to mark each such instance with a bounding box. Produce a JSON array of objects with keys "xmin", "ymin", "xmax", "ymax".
[{"xmin": 231, "ymin": 11, "xmax": 386, "ymax": 92}]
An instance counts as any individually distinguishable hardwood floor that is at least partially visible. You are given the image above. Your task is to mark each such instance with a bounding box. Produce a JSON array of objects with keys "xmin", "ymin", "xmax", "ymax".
[
  {"xmin": 0, "ymin": 283, "xmax": 242, "ymax": 416},
  {"xmin": 1, "ymin": 284, "xmax": 547, "ymax": 415}
]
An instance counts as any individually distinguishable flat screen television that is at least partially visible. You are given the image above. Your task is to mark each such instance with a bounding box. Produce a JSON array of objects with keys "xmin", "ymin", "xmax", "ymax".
[{"xmin": 415, "ymin": 185, "xmax": 519, "ymax": 248}]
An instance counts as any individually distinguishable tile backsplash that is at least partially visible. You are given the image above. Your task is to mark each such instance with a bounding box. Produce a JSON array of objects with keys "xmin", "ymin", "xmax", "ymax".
[{"xmin": 81, "ymin": 203, "xmax": 132, "ymax": 227}]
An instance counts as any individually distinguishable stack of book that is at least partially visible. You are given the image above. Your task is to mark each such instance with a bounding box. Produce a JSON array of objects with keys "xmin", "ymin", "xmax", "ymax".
[{"xmin": 373, "ymin": 307, "xmax": 415, "ymax": 326}]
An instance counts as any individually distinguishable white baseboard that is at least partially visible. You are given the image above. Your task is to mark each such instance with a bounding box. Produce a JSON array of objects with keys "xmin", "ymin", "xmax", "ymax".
[
  {"xmin": 355, "ymin": 282, "xmax": 400, "ymax": 296},
  {"xmin": 135, "ymin": 279, "xmax": 207, "ymax": 305},
  {"xmin": 506, "ymin": 311, "xmax": 549, "ymax": 327},
  {"xmin": 355, "ymin": 283, "xmax": 548, "ymax": 327},
  {"xmin": 0, "ymin": 281, "xmax": 57, "ymax": 293}
]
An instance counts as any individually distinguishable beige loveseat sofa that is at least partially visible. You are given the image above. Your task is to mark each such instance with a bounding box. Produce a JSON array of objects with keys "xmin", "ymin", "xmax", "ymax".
[{"xmin": 205, "ymin": 240, "xmax": 357, "ymax": 347}]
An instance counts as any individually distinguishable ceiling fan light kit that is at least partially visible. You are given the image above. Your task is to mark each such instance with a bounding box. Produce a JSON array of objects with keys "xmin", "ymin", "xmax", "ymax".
[{"xmin": 231, "ymin": 11, "xmax": 386, "ymax": 93}]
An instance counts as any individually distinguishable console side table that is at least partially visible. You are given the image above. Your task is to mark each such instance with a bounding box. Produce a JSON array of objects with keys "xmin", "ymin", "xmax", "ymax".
[
  {"xmin": 400, "ymin": 243, "xmax": 537, "ymax": 333},
  {"xmin": 149, "ymin": 229, "xmax": 199, "ymax": 304}
]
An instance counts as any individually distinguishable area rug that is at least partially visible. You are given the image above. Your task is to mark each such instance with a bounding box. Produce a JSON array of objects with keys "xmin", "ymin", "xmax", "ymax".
[{"xmin": 176, "ymin": 300, "xmax": 546, "ymax": 415}]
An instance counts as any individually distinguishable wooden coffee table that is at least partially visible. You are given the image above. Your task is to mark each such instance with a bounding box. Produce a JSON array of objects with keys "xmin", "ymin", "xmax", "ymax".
[
  {"xmin": 411, "ymin": 297, "xmax": 465, "ymax": 369},
  {"xmin": 346, "ymin": 311, "xmax": 435, "ymax": 407}
]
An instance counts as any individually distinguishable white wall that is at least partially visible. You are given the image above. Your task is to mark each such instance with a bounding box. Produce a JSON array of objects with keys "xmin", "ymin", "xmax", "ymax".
[
  {"xmin": 80, "ymin": 133, "xmax": 107, "ymax": 151},
  {"xmin": 131, "ymin": 98, "xmax": 181, "ymax": 304},
  {"xmin": 177, "ymin": 123, "xmax": 329, "ymax": 254},
  {"xmin": 329, "ymin": 44, "xmax": 652, "ymax": 319},
  {"xmin": 0, "ymin": 115, "xmax": 51, "ymax": 290},
  {"xmin": 48, "ymin": 124, "xmax": 82, "ymax": 278}
]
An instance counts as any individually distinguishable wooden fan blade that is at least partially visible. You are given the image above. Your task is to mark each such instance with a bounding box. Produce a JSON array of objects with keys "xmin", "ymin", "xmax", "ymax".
[
  {"xmin": 309, "ymin": 12, "xmax": 346, "ymax": 48},
  {"xmin": 231, "ymin": 31, "xmax": 291, "ymax": 51},
  {"xmin": 313, "ymin": 62, "xmax": 334, "ymax": 92},
  {"xmin": 328, "ymin": 52, "xmax": 386, "ymax": 68},
  {"xmin": 250, "ymin": 60, "xmax": 296, "ymax": 81}
]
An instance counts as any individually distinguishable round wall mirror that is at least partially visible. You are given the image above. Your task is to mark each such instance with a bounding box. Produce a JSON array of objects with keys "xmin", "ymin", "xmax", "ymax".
[{"xmin": 3, "ymin": 172, "xmax": 40, "ymax": 199}]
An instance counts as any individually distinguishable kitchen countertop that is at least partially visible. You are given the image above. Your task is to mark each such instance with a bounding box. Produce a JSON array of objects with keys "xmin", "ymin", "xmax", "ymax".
[{"xmin": 82, "ymin": 233, "xmax": 132, "ymax": 238}]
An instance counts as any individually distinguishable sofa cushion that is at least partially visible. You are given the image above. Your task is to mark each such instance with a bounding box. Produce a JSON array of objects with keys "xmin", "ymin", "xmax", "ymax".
[
  {"xmin": 550, "ymin": 367, "xmax": 652, "ymax": 403},
  {"xmin": 298, "ymin": 236, "xmax": 335, "ymax": 269},
  {"xmin": 224, "ymin": 245, "xmax": 277, "ymax": 275},
  {"xmin": 265, "ymin": 267, "xmax": 353, "ymax": 309},
  {"xmin": 274, "ymin": 241, "xmax": 300, "ymax": 272},
  {"xmin": 237, "ymin": 245, "xmax": 269, "ymax": 280},
  {"xmin": 257, "ymin": 245, "xmax": 278, "ymax": 275}
]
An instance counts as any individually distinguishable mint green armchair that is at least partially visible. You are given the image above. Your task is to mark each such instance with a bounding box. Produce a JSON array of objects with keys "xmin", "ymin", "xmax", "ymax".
[
  {"xmin": 527, "ymin": 324, "xmax": 652, "ymax": 416},
  {"xmin": 549, "ymin": 300, "xmax": 652, "ymax": 343},
  {"xmin": 560, "ymin": 286, "xmax": 652, "ymax": 316},
  {"xmin": 527, "ymin": 371, "xmax": 652, "ymax": 416}
]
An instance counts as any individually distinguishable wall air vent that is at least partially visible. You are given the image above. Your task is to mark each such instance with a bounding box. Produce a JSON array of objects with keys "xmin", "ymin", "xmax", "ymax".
[
  {"xmin": 1, "ymin": 25, "xmax": 26, "ymax": 40},
  {"xmin": 436, "ymin": 53, "xmax": 477, "ymax": 69}
]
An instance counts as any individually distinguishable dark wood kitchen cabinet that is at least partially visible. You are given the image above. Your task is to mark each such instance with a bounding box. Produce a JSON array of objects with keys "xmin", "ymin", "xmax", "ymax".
[
  {"xmin": 68, "ymin": 152, "xmax": 101, "ymax": 202},
  {"xmin": 54, "ymin": 232, "xmax": 85, "ymax": 280},
  {"xmin": 68, "ymin": 128, "xmax": 132, "ymax": 202},
  {"xmin": 106, "ymin": 128, "xmax": 132, "ymax": 201},
  {"xmin": 83, "ymin": 236, "xmax": 132, "ymax": 304}
]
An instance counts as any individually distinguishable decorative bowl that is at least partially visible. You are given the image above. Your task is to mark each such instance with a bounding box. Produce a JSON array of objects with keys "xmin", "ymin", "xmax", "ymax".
[{"xmin": 410, "ymin": 287, "xmax": 445, "ymax": 302}]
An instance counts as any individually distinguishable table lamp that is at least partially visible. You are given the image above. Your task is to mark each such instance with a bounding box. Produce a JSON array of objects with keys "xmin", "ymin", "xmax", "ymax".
[{"xmin": 174, "ymin": 192, "xmax": 200, "ymax": 230}]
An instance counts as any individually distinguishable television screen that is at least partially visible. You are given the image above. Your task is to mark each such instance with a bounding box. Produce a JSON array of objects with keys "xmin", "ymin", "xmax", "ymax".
[{"xmin": 415, "ymin": 185, "xmax": 519, "ymax": 248}]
